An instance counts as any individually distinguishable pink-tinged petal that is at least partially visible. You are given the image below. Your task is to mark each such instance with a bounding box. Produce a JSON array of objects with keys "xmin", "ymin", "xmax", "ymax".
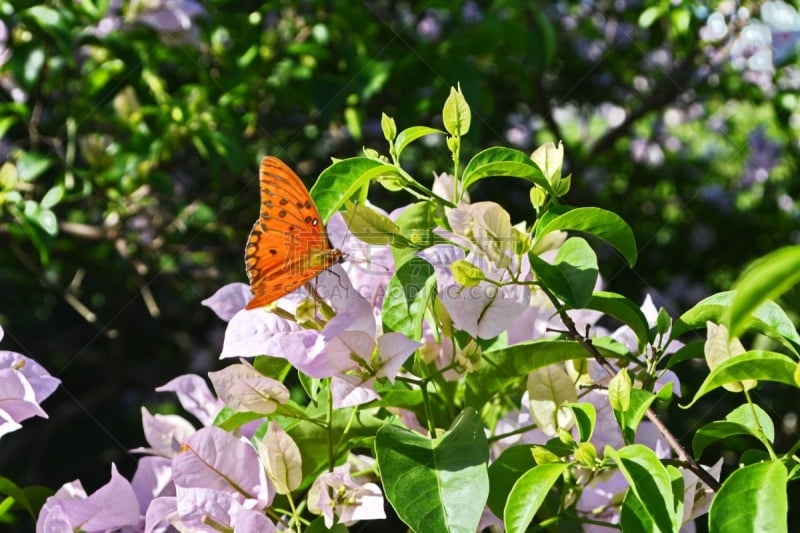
[
  {"xmin": 327, "ymin": 212, "xmax": 396, "ymax": 308},
  {"xmin": 420, "ymin": 245, "xmax": 529, "ymax": 339},
  {"xmin": 234, "ymin": 508, "xmax": 276, "ymax": 532},
  {"xmin": 0, "ymin": 369, "xmax": 47, "ymax": 421},
  {"xmin": 144, "ymin": 496, "xmax": 178, "ymax": 533},
  {"xmin": 0, "ymin": 350, "xmax": 60, "ymax": 403},
  {"xmin": 174, "ymin": 487, "xmax": 236, "ymax": 532},
  {"xmin": 635, "ymin": 422, "xmax": 671, "ymax": 459},
  {"xmin": 0, "ymin": 326, "xmax": 3, "ymax": 342},
  {"xmin": 576, "ymin": 470, "xmax": 626, "ymax": 530},
  {"xmin": 276, "ymin": 295, "xmax": 376, "ymax": 379},
  {"xmin": 308, "ymin": 464, "xmax": 385, "ymax": 527},
  {"xmin": 314, "ymin": 330, "xmax": 374, "ymax": 377},
  {"xmin": 478, "ymin": 506, "xmax": 503, "ymax": 531},
  {"xmin": 331, "ymin": 375, "xmax": 379, "ymax": 409},
  {"xmin": 132, "ymin": 456, "xmax": 175, "ymax": 514},
  {"xmin": 0, "ymin": 409, "xmax": 22, "ymax": 438},
  {"xmin": 35, "ymin": 505, "xmax": 71, "ymax": 533},
  {"xmin": 681, "ymin": 459, "xmax": 722, "ymax": 525},
  {"xmin": 386, "ymin": 407, "xmax": 428, "ymax": 436},
  {"xmin": 208, "ymin": 361, "xmax": 289, "ymax": 414},
  {"xmin": 376, "ymin": 333, "xmax": 420, "ymax": 381},
  {"xmin": 337, "ymin": 481, "xmax": 385, "ymax": 525},
  {"xmin": 202, "ymin": 283, "xmax": 251, "ymax": 322},
  {"xmin": 133, "ymin": 407, "xmax": 196, "ymax": 457},
  {"xmin": 37, "ymin": 464, "xmax": 141, "ymax": 533},
  {"xmin": 657, "ymin": 369, "xmax": 682, "ymax": 398},
  {"xmin": 219, "ymin": 308, "xmax": 303, "ymax": 359},
  {"xmin": 172, "ymin": 426, "xmax": 268, "ymax": 502},
  {"xmin": 156, "ymin": 375, "xmax": 223, "ymax": 426}
]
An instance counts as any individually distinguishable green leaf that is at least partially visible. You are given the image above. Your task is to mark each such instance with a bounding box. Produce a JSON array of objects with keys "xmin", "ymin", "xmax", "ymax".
[
  {"xmin": 305, "ymin": 517, "xmax": 349, "ymax": 533},
  {"xmin": 616, "ymin": 384, "xmax": 673, "ymax": 443},
  {"xmin": 311, "ymin": 158, "xmax": 398, "ymax": 222},
  {"xmin": 394, "ymin": 126, "xmax": 444, "ymax": 158},
  {"xmin": 375, "ymin": 408, "xmax": 489, "ymax": 533},
  {"xmin": 536, "ymin": 207, "xmax": 637, "ymax": 267},
  {"xmin": 529, "ymin": 237, "xmax": 598, "ymax": 308},
  {"xmin": 465, "ymin": 338, "xmax": 628, "ymax": 408},
  {"xmin": 381, "ymin": 112, "xmax": 397, "ymax": 142},
  {"xmin": 585, "ymin": 292, "xmax": 650, "ymax": 352},
  {"xmin": 392, "ymin": 201, "xmax": 441, "ymax": 266},
  {"xmin": 692, "ymin": 404, "xmax": 775, "ymax": 460},
  {"xmin": 639, "ymin": 6, "xmax": 663, "ymax": 27},
  {"xmin": 40, "ymin": 185, "xmax": 64, "ymax": 209},
  {"xmin": 0, "ymin": 477, "xmax": 51, "ymax": 518},
  {"xmin": 673, "ymin": 291, "xmax": 800, "ymax": 356},
  {"xmin": 608, "ymin": 368, "xmax": 632, "ymax": 412},
  {"xmin": 23, "ymin": 201, "xmax": 58, "ymax": 236},
  {"xmin": 461, "ymin": 147, "xmax": 550, "ymax": 192},
  {"xmin": 709, "ymin": 461, "xmax": 788, "ymax": 533},
  {"xmin": 487, "ymin": 445, "xmax": 537, "ymax": 518},
  {"xmin": 286, "ymin": 406, "xmax": 385, "ymax": 487},
  {"xmin": 726, "ymin": 246, "xmax": 800, "ymax": 339},
  {"xmin": 343, "ymin": 201, "xmax": 410, "ymax": 246},
  {"xmin": 451, "ymin": 259, "xmax": 485, "ymax": 287},
  {"xmin": 504, "ymin": 463, "xmax": 567, "ymax": 533},
  {"xmin": 605, "ymin": 444, "xmax": 681, "ymax": 532},
  {"xmin": 442, "ymin": 84, "xmax": 471, "ymax": 137},
  {"xmin": 620, "ymin": 465, "xmax": 683, "ymax": 533},
  {"xmin": 381, "ymin": 257, "xmax": 435, "ymax": 338},
  {"xmin": 16, "ymin": 152, "xmax": 52, "ymax": 182},
  {"xmin": 565, "ymin": 402, "xmax": 596, "ymax": 442},
  {"xmin": 683, "ymin": 351, "xmax": 799, "ymax": 408}
]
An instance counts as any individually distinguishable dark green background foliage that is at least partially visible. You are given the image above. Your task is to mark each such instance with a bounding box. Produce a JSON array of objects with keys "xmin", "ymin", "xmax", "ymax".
[{"xmin": 1, "ymin": 0, "xmax": 798, "ymax": 527}]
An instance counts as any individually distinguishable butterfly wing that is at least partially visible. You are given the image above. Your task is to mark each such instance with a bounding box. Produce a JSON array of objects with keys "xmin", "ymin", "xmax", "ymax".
[{"xmin": 244, "ymin": 156, "xmax": 341, "ymax": 309}]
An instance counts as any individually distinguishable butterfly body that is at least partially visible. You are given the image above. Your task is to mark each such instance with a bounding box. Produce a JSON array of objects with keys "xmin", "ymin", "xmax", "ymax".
[{"xmin": 245, "ymin": 157, "xmax": 343, "ymax": 310}]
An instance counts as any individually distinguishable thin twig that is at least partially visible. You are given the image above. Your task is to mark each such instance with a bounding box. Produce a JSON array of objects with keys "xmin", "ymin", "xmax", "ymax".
[{"xmin": 543, "ymin": 287, "xmax": 721, "ymax": 492}]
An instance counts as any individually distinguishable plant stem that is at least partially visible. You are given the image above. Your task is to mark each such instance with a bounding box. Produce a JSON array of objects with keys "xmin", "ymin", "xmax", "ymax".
[{"xmin": 539, "ymin": 285, "xmax": 721, "ymax": 492}]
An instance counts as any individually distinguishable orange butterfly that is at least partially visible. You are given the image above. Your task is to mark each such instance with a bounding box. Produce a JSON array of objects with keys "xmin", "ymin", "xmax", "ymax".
[{"xmin": 244, "ymin": 156, "xmax": 344, "ymax": 310}]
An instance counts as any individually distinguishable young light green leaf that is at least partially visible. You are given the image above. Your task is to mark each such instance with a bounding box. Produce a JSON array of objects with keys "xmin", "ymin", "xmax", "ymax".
[
  {"xmin": 704, "ymin": 322, "xmax": 756, "ymax": 393},
  {"xmin": 380, "ymin": 112, "xmax": 397, "ymax": 142},
  {"xmin": 530, "ymin": 141, "xmax": 564, "ymax": 184},
  {"xmin": 608, "ymin": 368, "xmax": 632, "ymax": 412},
  {"xmin": 726, "ymin": 246, "xmax": 800, "ymax": 339},
  {"xmin": 342, "ymin": 201, "xmax": 411, "ymax": 247},
  {"xmin": 394, "ymin": 126, "xmax": 444, "ymax": 158},
  {"xmin": 504, "ymin": 463, "xmax": 567, "ymax": 533},
  {"xmin": 375, "ymin": 408, "xmax": 489, "ymax": 533},
  {"xmin": 451, "ymin": 259, "xmax": 486, "ymax": 287},
  {"xmin": 257, "ymin": 422, "xmax": 303, "ymax": 494},
  {"xmin": 573, "ymin": 442, "xmax": 597, "ymax": 467},
  {"xmin": 709, "ymin": 461, "xmax": 788, "ymax": 533},
  {"xmin": 683, "ymin": 351, "xmax": 798, "ymax": 408},
  {"xmin": 442, "ymin": 84, "xmax": 471, "ymax": 137},
  {"xmin": 655, "ymin": 307, "xmax": 671, "ymax": 337}
]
